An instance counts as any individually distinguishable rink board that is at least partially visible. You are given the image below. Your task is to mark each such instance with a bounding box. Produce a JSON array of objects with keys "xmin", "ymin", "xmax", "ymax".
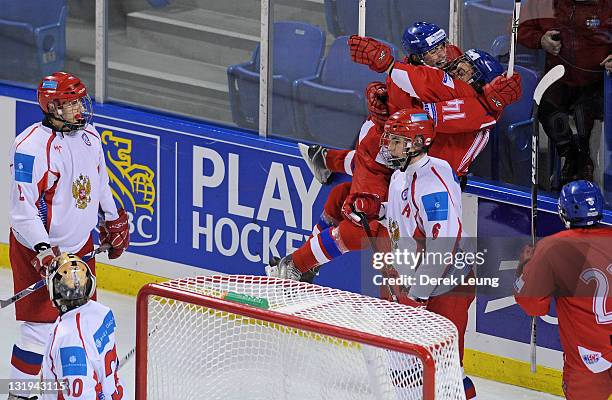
[{"xmin": 1, "ymin": 84, "xmax": 611, "ymax": 396}]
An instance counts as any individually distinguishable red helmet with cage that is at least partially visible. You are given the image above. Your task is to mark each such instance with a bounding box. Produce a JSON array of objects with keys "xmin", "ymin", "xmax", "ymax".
[
  {"xmin": 37, "ymin": 72, "xmax": 92, "ymax": 132},
  {"xmin": 380, "ymin": 109, "xmax": 435, "ymax": 169}
]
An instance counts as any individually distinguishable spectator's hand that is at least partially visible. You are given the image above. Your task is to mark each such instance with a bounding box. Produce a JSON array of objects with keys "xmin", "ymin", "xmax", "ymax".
[
  {"xmin": 540, "ymin": 30, "xmax": 561, "ymax": 56},
  {"xmin": 600, "ymin": 54, "xmax": 612, "ymax": 73}
]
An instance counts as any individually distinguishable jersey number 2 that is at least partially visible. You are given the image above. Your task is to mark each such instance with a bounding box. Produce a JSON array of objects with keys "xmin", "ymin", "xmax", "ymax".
[{"xmin": 580, "ymin": 264, "xmax": 612, "ymax": 324}]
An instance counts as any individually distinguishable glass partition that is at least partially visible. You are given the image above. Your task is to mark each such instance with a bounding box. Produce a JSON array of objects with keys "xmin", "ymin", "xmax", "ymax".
[
  {"xmin": 104, "ymin": 0, "xmax": 260, "ymax": 125},
  {"xmin": 0, "ymin": 0, "xmax": 94, "ymax": 95},
  {"xmin": 0, "ymin": 0, "xmax": 609, "ymax": 206}
]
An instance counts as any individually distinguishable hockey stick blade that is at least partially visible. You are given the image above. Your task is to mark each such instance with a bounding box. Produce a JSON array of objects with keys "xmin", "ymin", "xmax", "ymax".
[
  {"xmin": 534, "ymin": 65, "xmax": 565, "ymax": 106},
  {"xmin": 0, "ymin": 244, "xmax": 111, "ymax": 309}
]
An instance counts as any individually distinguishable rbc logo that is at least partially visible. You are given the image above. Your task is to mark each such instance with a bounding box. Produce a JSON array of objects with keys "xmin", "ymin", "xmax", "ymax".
[{"xmin": 99, "ymin": 127, "xmax": 159, "ymax": 246}]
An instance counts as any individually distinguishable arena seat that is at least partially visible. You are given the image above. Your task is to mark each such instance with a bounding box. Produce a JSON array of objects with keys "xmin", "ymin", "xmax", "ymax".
[
  {"xmin": 293, "ymin": 36, "xmax": 397, "ymax": 149},
  {"xmin": 227, "ymin": 21, "xmax": 326, "ymax": 137},
  {"xmin": 0, "ymin": 0, "xmax": 67, "ymax": 83},
  {"xmin": 323, "ymin": 0, "xmax": 395, "ymax": 43}
]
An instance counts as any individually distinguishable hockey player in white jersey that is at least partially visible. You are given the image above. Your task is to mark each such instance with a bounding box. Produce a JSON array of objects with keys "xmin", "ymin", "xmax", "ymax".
[
  {"xmin": 346, "ymin": 109, "xmax": 477, "ymax": 398},
  {"xmin": 38, "ymin": 252, "xmax": 125, "ymax": 400},
  {"xmin": 7, "ymin": 72, "xmax": 129, "ymax": 400}
]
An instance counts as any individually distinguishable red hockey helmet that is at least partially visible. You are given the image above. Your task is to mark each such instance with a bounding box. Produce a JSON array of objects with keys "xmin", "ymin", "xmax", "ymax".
[
  {"xmin": 37, "ymin": 72, "xmax": 92, "ymax": 131},
  {"xmin": 380, "ymin": 109, "xmax": 435, "ymax": 169}
]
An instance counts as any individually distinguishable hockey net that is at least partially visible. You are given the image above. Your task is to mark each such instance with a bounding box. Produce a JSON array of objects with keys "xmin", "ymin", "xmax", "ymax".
[{"xmin": 136, "ymin": 276, "xmax": 464, "ymax": 400}]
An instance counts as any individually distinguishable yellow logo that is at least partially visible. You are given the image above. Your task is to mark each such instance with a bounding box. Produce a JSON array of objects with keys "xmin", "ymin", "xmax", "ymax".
[
  {"xmin": 101, "ymin": 130, "xmax": 156, "ymax": 216},
  {"xmin": 72, "ymin": 174, "xmax": 92, "ymax": 209}
]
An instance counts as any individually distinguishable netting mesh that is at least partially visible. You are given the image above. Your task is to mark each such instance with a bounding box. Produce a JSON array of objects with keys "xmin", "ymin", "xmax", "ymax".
[{"xmin": 141, "ymin": 275, "xmax": 464, "ymax": 400}]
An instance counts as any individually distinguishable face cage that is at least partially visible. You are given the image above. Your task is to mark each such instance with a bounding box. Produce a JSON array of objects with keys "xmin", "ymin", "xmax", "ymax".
[
  {"xmin": 417, "ymin": 40, "xmax": 448, "ymax": 67},
  {"xmin": 50, "ymin": 94, "xmax": 93, "ymax": 134},
  {"xmin": 380, "ymin": 132, "xmax": 425, "ymax": 170},
  {"xmin": 445, "ymin": 55, "xmax": 483, "ymax": 87}
]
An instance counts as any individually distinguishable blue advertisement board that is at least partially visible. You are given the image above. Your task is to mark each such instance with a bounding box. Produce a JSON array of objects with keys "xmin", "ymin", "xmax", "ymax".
[{"xmin": 14, "ymin": 97, "xmax": 362, "ymax": 292}]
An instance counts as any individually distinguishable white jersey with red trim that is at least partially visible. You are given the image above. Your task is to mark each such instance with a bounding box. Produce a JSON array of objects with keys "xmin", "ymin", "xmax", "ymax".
[
  {"xmin": 41, "ymin": 300, "xmax": 125, "ymax": 400},
  {"xmin": 9, "ymin": 122, "xmax": 118, "ymax": 252},
  {"xmin": 383, "ymin": 155, "xmax": 464, "ymax": 298}
]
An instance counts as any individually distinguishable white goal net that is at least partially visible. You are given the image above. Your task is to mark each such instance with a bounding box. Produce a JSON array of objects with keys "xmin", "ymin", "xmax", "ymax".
[{"xmin": 136, "ymin": 275, "xmax": 464, "ymax": 400}]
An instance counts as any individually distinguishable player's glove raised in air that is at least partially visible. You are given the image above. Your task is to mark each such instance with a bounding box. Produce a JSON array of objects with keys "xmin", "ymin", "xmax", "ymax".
[
  {"xmin": 342, "ymin": 192, "xmax": 382, "ymax": 226},
  {"xmin": 481, "ymin": 73, "xmax": 522, "ymax": 114},
  {"xmin": 348, "ymin": 35, "xmax": 394, "ymax": 73},
  {"xmin": 99, "ymin": 208, "xmax": 130, "ymax": 259},
  {"xmin": 31, "ymin": 243, "xmax": 61, "ymax": 278},
  {"xmin": 366, "ymin": 81, "xmax": 389, "ymax": 126}
]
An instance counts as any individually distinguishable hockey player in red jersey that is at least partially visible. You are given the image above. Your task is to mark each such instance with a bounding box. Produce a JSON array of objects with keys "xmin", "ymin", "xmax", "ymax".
[
  {"xmin": 515, "ymin": 180, "xmax": 612, "ymax": 400},
  {"xmin": 303, "ymin": 22, "xmax": 521, "ymax": 186},
  {"xmin": 7, "ymin": 72, "xmax": 129, "ymax": 400}
]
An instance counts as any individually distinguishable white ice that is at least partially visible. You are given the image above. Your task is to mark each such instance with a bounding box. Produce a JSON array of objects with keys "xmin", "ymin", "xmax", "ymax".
[{"xmin": 0, "ymin": 269, "xmax": 562, "ymax": 399}]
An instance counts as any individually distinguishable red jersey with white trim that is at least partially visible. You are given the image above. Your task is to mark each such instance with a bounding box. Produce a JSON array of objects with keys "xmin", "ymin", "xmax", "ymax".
[
  {"xmin": 349, "ymin": 119, "xmax": 394, "ymax": 200},
  {"xmin": 384, "ymin": 155, "xmax": 463, "ymax": 299},
  {"xmin": 386, "ymin": 62, "xmax": 498, "ymax": 176},
  {"xmin": 41, "ymin": 300, "xmax": 125, "ymax": 400},
  {"xmin": 9, "ymin": 123, "xmax": 118, "ymax": 252},
  {"xmin": 515, "ymin": 227, "xmax": 612, "ymax": 375}
]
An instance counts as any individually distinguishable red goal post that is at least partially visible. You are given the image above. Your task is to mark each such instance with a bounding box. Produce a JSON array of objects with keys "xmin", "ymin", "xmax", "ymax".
[{"xmin": 136, "ymin": 276, "xmax": 464, "ymax": 400}]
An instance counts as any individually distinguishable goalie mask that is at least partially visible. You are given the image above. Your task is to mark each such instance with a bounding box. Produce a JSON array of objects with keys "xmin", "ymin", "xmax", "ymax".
[
  {"xmin": 46, "ymin": 252, "xmax": 96, "ymax": 313},
  {"xmin": 37, "ymin": 72, "xmax": 93, "ymax": 134},
  {"xmin": 380, "ymin": 110, "xmax": 435, "ymax": 169}
]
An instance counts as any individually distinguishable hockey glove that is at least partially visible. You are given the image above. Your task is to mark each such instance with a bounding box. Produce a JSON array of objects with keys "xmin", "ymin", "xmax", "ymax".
[
  {"xmin": 31, "ymin": 243, "xmax": 61, "ymax": 278},
  {"xmin": 342, "ymin": 192, "xmax": 382, "ymax": 226},
  {"xmin": 348, "ymin": 35, "xmax": 394, "ymax": 73},
  {"xmin": 99, "ymin": 208, "xmax": 130, "ymax": 259},
  {"xmin": 366, "ymin": 81, "xmax": 389, "ymax": 126},
  {"xmin": 481, "ymin": 73, "xmax": 522, "ymax": 114}
]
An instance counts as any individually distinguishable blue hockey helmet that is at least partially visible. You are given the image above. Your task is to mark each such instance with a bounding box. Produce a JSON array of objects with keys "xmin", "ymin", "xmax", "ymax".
[
  {"xmin": 558, "ymin": 180, "xmax": 604, "ymax": 228},
  {"xmin": 446, "ymin": 49, "xmax": 504, "ymax": 89},
  {"xmin": 402, "ymin": 22, "xmax": 447, "ymax": 56}
]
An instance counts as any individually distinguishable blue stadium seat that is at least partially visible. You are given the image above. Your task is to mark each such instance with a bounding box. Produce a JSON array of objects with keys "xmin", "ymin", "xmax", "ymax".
[
  {"xmin": 227, "ymin": 22, "xmax": 325, "ymax": 137},
  {"xmin": 293, "ymin": 36, "xmax": 397, "ymax": 149},
  {"xmin": 463, "ymin": 0, "xmax": 512, "ymax": 52},
  {"xmin": 324, "ymin": 0, "xmax": 395, "ymax": 43},
  {"xmin": 0, "ymin": 0, "xmax": 67, "ymax": 83},
  {"xmin": 391, "ymin": 0, "xmax": 450, "ymax": 52},
  {"xmin": 497, "ymin": 65, "xmax": 540, "ymax": 186}
]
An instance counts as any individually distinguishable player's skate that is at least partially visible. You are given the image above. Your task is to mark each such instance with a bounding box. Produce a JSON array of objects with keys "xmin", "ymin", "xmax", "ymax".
[
  {"xmin": 298, "ymin": 143, "xmax": 331, "ymax": 184},
  {"xmin": 265, "ymin": 255, "xmax": 302, "ymax": 281}
]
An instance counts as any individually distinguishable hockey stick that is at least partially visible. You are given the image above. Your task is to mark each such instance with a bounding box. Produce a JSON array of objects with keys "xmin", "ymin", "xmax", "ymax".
[
  {"xmin": 0, "ymin": 244, "xmax": 111, "ymax": 309},
  {"xmin": 117, "ymin": 325, "xmax": 158, "ymax": 371},
  {"xmin": 354, "ymin": 211, "xmax": 400, "ymax": 303},
  {"xmin": 507, "ymin": 0, "xmax": 521, "ymax": 77},
  {"xmin": 529, "ymin": 64, "xmax": 565, "ymax": 373},
  {"xmin": 358, "ymin": 0, "xmax": 366, "ymax": 37}
]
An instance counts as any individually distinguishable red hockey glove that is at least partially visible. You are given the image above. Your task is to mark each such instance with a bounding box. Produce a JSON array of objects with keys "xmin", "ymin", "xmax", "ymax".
[
  {"xmin": 31, "ymin": 244, "xmax": 61, "ymax": 278},
  {"xmin": 342, "ymin": 192, "xmax": 382, "ymax": 226},
  {"xmin": 348, "ymin": 35, "xmax": 394, "ymax": 73},
  {"xmin": 481, "ymin": 73, "xmax": 522, "ymax": 113},
  {"xmin": 366, "ymin": 81, "xmax": 389, "ymax": 126},
  {"xmin": 99, "ymin": 208, "xmax": 130, "ymax": 259}
]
